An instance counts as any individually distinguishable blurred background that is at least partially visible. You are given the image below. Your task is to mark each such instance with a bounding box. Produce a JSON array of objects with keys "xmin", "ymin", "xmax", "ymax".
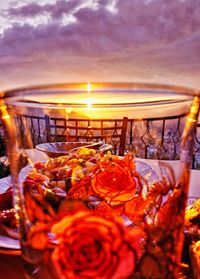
[{"xmin": 0, "ymin": 0, "xmax": 199, "ymax": 90}]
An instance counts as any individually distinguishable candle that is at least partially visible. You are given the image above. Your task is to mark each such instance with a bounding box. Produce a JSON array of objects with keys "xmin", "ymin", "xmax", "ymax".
[{"xmin": 7, "ymin": 83, "xmax": 193, "ymax": 119}]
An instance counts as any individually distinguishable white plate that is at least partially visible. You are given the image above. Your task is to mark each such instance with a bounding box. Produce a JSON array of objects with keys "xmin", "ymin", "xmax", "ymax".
[
  {"xmin": 0, "ymin": 235, "xmax": 20, "ymax": 250},
  {"xmin": 0, "ymin": 159, "xmax": 158, "ymax": 193},
  {"xmin": 135, "ymin": 160, "xmax": 158, "ymax": 184},
  {"xmin": 0, "ymin": 159, "xmax": 158, "ymax": 250},
  {"xmin": 0, "ymin": 176, "xmax": 12, "ymax": 194}
]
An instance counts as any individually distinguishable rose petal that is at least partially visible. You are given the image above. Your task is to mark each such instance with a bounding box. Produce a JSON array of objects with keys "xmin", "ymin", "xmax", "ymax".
[{"xmin": 51, "ymin": 211, "xmax": 143, "ymax": 279}]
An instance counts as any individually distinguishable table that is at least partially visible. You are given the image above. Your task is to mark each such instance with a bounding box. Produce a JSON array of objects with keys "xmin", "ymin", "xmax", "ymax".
[
  {"xmin": 0, "ymin": 152, "xmax": 199, "ymax": 278},
  {"xmin": 0, "ymin": 253, "xmax": 26, "ymax": 279},
  {"xmin": 139, "ymin": 158, "xmax": 200, "ymax": 197}
]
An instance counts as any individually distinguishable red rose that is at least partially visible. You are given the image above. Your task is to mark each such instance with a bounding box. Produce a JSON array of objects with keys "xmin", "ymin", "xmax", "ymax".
[
  {"xmin": 51, "ymin": 211, "xmax": 143, "ymax": 279},
  {"xmin": 91, "ymin": 162, "xmax": 136, "ymax": 206}
]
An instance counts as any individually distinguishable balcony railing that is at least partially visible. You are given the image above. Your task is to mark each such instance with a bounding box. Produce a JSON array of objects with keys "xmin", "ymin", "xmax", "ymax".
[{"xmin": 0, "ymin": 113, "xmax": 200, "ymax": 169}]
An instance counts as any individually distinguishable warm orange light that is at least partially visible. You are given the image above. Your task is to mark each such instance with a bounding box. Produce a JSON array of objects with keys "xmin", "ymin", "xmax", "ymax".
[
  {"xmin": 1, "ymin": 105, "xmax": 7, "ymax": 111},
  {"xmin": 87, "ymin": 83, "xmax": 91, "ymax": 93},
  {"xmin": 187, "ymin": 118, "xmax": 196, "ymax": 123},
  {"xmin": 85, "ymin": 97, "xmax": 94, "ymax": 109},
  {"xmin": 2, "ymin": 115, "xmax": 10, "ymax": 119},
  {"xmin": 86, "ymin": 83, "xmax": 95, "ymax": 109},
  {"xmin": 0, "ymin": 103, "xmax": 10, "ymax": 120}
]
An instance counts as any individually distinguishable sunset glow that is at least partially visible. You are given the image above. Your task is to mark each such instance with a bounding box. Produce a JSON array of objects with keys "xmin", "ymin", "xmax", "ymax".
[{"xmin": 0, "ymin": 0, "xmax": 199, "ymax": 90}]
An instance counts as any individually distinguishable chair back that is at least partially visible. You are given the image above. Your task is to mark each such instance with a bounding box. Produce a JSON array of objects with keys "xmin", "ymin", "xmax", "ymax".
[{"xmin": 45, "ymin": 116, "xmax": 128, "ymax": 156}]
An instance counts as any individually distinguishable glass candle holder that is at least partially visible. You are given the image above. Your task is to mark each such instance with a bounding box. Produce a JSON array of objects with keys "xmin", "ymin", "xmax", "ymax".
[{"xmin": 1, "ymin": 83, "xmax": 199, "ymax": 279}]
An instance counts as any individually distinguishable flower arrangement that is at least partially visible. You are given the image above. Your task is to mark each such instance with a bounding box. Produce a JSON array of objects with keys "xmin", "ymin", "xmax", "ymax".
[{"xmin": 23, "ymin": 148, "xmax": 185, "ymax": 278}]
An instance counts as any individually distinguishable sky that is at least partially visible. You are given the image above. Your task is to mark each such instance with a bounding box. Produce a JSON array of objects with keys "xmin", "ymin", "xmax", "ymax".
[{"xmin": 0, "ymin": 0, "xmax": 199, "ymax": 90}]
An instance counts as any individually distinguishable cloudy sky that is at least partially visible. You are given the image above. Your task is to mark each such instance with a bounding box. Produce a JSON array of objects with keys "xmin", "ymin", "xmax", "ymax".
[{"xmin": 0, "ymin": 0, "xmax": 199, "ymax": 90}]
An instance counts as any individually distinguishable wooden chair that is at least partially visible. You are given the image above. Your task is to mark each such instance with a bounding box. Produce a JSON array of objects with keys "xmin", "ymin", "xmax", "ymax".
[{"xmin": 45, "ymin": 116, "xmax": 128, "ymax": 156}]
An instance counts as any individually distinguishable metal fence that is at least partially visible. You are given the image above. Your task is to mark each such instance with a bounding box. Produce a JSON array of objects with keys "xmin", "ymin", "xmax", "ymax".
[
  {"xmin": 15, "ymin": 114, "xmax": 48, "ymax": 148},
  {"xmin": 126, "ymin": 114, "xmax": 186, "ymax": 160},
  {"xmin": 193, "ymin": 123, "xmax": 200, "ymax": 169},
  {"xmin": 1, "ymin": 113, "xmax": 200, "ymax": 169},
  {"xmin": 0, "ymin": 120, "xmax": 6, "ymax": 157}
]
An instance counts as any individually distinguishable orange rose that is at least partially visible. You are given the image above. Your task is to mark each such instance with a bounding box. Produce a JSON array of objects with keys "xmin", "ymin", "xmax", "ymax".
[
  {"xmin": 125, "ymin": 196, "xmax": 146, "ymax": 224},
  {"xmin": 69, "ymin": 175, "xmax": 91, "ymax": 199},
  {"xmin": 91, "ymin": 163, "xmax": 136, "ymax": 206},
  {"xmin": 95, "ymin": 201, "xmax": 123, "ymax": 219},
  {"xmin": 52, "ymin": 211, "xmax": 143, "ymax": 279}
]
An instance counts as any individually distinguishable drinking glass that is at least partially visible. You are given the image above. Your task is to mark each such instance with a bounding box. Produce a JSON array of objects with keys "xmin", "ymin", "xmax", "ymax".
[{"xmin": 1, "ymin": 83, "xmax": 199, "ymax": 278}]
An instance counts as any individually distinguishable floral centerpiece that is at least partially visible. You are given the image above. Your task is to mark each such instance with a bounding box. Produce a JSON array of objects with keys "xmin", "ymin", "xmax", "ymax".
[{"xmin": 22, "ymin": 148, "xmax": 185, "ymax": 278}]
